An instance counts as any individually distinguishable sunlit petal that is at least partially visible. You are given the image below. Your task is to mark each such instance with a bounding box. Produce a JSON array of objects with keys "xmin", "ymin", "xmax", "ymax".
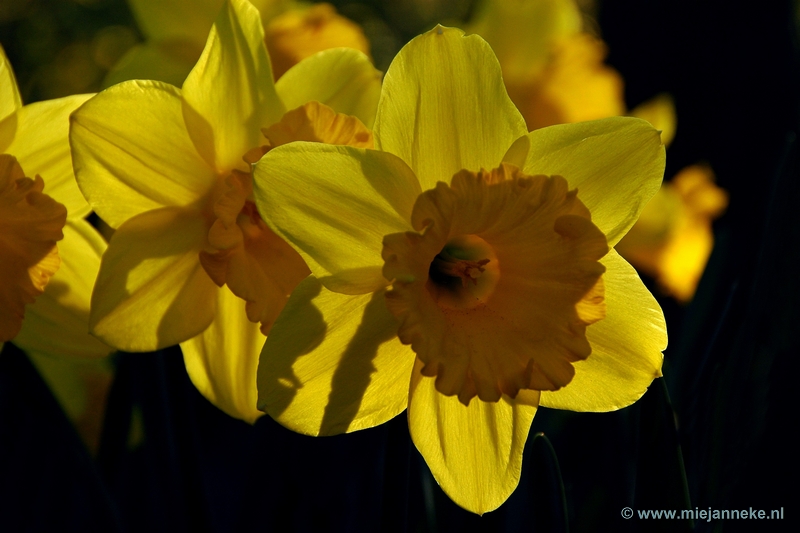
[
  {"xmin": 90, "ymin": 206, "xmax": 217, "ymax": 351},
  {"xmin": 257, "ymin": 276, "xmax": 415, "ymax": 435},
  {"xmin": 254, "ymin": 143, "xmax": 420, "ymax": 294},
  {"xmin": 182, "ymin": 285, "xmax": 264, "ymax": 423},
  {"xmin": 504, "ymin": 116, "xmax": 665, "ymax": 246},
  {"xmin": 6, "ymin": 95, "xmax": 93, "ymax": 219},
  {"xmin": 540, "ymin": 250, "xmax": 665, "ymax": 411},
  {"xmin": 71, "ymin": 80, "xmax": 217, "ymax": 228},
  {"xmin": 0, "ymin": 45, "xmax": 22, "ymax": 122},
  {"xmin": 181, "ymin": 0, "xmax": 285, "ymax": 172},
  {"xmin": 275, "ymin": 48, "xmax": 381, "ymax": 128},
  {"xmin": 374, "ymin": 26, "xmax": 527, "ymax": 191},
  {"xmin": 15, "ymin": 220, "xmax": 113, "ymax": 359},
  {"xmin": 408, "ymin": 359, "xmax": 539, "ymax": 515},
  {"xmin": 102, "ymin": 41, "xmax": 202, "ymax": 89}
]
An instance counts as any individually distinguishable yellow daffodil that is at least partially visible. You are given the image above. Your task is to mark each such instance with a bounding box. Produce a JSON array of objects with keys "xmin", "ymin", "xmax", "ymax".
[
  {"xmin": 253, "ymin": 26, "xmax": 666, "ymax": 513},
  {"xmin": 1, "ymin": 45, "xmax": 100, "ymax": 345},
  {"xmin": 70, "ymin": 0, "xmax": 381, "ymax": 422},
  {"xmin": 108, "ymin": 0, "xmax": 370, "ymax": 87},
  {"xmin": 617, "ymin": 164, "xmax": 728, "ymax": 301},
  {"xmin": 468, "ymin": 0, "xmax": 625, "ymax": 130}
]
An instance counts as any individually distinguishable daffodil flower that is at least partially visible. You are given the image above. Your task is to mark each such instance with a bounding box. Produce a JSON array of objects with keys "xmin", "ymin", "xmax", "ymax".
[
  {"xmin": 70, "ymin": 0, "xmax": 381, "ymax": 422},
  {"xmin": 108, "ymin": 0, "xmax": 370, "ymax": 87},
  {"xmin": 1, "ymin": 45, "xmax": 102, "ymax": 346},
  {"xmin": 253, "ymin": 26, "xmax": 666, "ymax": 513}
]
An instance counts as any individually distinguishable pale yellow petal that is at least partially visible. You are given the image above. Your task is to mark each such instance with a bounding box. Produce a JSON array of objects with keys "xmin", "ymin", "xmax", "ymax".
[
  {"xmin": 374, "ymin": 26, "xmax": 527, "ymax": 191},
  {"xmin": 257, "ymin": 276, "xmax": 415, "ymax": 435},
  {"xmin": 0, "ymin": 44, "xmax": 22, "ymax": 122},
  {"xmin": 128, "ymin": 0, "xmax": 222, "ymax": 43},
  {"xmin": 102, "ymin": 41, "xmax": 201, "ymax": 89},
  {"xmin": 408, "ymin": 359, "xmax": 539, "ymax": 515},
  {"xmin": 14, "ymin": 220, "xmax": 113, "ymax": 359},
  {"xmin": 181, "ymin": 0, "xmax": 285, "ymax": 172},
  {"xmin": 70, "ymin": 80, "xmax": 217, "ymax": 228},
  {"xmin": 275, "ymin": 48, "xmax": 381, "ymax": 128},
  {"xmin": 505, "ymin": 116, "xmax": 665, "ymax": 246},
  {"xmin": 6, "ymin": 94, "xmax": 93, "ymax": 219},
  {"xmin": 253, "ymin": 143, "xmax": 420, "ymax": 294},
  {"xmin": 265, "ymin": 3, "xmax": 371, "ymax": 80},
  {"xmin": 467, "ymin": 0, "xmax": 581, "ymax": 84},
  {"xmin": 182, "ymin": 285, "xmax": 265, "ymax": 423},
  {"xmin": 89, "ymin": 206, "xmax": 217, "ymax": 351},
  {"xmin": 540, "ymin": 250, "xmax": 665, "ymax": 411}
]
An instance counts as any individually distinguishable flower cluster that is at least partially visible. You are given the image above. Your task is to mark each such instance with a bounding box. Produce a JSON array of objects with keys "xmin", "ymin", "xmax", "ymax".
[{"xmin": 2, "ymin": 0, "xmax": 669, "ymax": 515}]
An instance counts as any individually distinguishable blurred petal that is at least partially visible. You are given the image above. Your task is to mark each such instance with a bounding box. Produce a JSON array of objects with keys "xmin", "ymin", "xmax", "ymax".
[
  {"xmin": 275, "ymin": 48, "xmax": 381, "ymax": 128},
  {"xmin": 71, "ymin": 80, "xmax": 216, "ymax": 228},
  {"xmin": 265, "ymin": 3, "xmax": 371, "ymax": 80},
  {"xmin": 182, "ymin": 285, "xmax": 264, "ymax": 423},
  {"xmin": 6, "ymin": 95, "xmax": 93, "ymax": 219},
  {"xmin": 90, "ymin": 206, "xmax": 217, "ymax": 351},
  {"xmin": 182, "ymin": 0, "xmax": 285, "ymax": 172},
  {"xmin": 254, "ymin": 143, "xmax": 420, "ymax": 294},
  {"xmin": 0, "ymin": 45, "xmax": 22, "ymax": 121},
  {"xmin": 540, "ymin": 250, "xmax": 665, "ymax": 411},
  {"xmin": 15, "ymin": 220, "xmax": 112, "ymax": 358},
  {"xmin": 408, "ymin": 359, "xmax": 539, "ymax": 515},
  {"xmin": 257, "ymin": 276, "xmax": 415, "ymax": 435},
  {"xmin": 128, "ymin": 0, "xmax": 222, "ymax": 43},
  {"xmin": 102, "ymin": 41, "xmax": 201, "ymax": 89},
  {"xmin": 505, "ymin": 117, "xmax": 665, "ymax": 246},
  {"xmin": 467, "ymin": 0, "xmax": 581, "ymax": 84},
  {"xmin": 374, "ymin": 26, "xmax": 527, "ymax": 191},
  {"xmin": 630, "ymin": 93, "xmax": 677, "ymax": 147}
]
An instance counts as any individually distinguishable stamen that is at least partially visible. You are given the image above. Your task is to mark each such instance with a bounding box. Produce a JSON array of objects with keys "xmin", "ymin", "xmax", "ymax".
[{"xmin": 431, "ymin": 250, "xmax": 490, "ymax": 287}]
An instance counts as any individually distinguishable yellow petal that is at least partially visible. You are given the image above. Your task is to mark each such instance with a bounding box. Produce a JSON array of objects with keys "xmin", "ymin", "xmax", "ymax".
[
  {"xmin": 505, "ymin": 116, "xmax": 665, "ymax": 246},
  {"xmin": 265, "ymin": 3, "xmax": 371, "ymax": 80},
  {"xmin": 102, "ymin": 41, "xmax": 201, "ymax": 89},
  {"xmin": 0, "ymin": 44, "xmax": 22, "ymax": 122},
  {"xmin": 275, "ymin": 48, "xmax": 381, "ymax": 128},
  {"xmin": 408, "ymin": 359, "xmax": 539, "ymax": 515},
  {"xmin": 71, "ymin": 80, "xmax": 217, "ymax": 228},
  {"xmin": 630, "ymin": 93, "xmax": 677, "ymax": 147},
  {"xmin": 257, "ymin": 276, "xmax": 415, "ymax": 435},
  {"xmin": 467, "ymin": 0, "xmax": 581, "ymax": 84},
  {"xmin": 90, "ymin": 206, "xmax": 218, "ymax": 351},
  {"xmin": 14, "ymin": 220, "xmax": 113, "ymax": 359},
  {"xmin": 182, "ymin": 285, "xmax": 265, "ymax": 423},
  {"xmin": 374, "ymin": 26, "xmax": 527, "ymax": 191},
  {"xmin": 181, "ymin": 0, "xmax": 285, "ymax": 172},
  {"xmin": 128, "ymin": 0, "xmax": 222, "ymax": 43},
  {"xmin": 539, "ymin": 250, "xmax": 665, "ymax": 411},
  {"xmin": 253, "ymin": 143, "xmax": 420, "ymax": 294},
  {"xmin": 5, "ymin": 94, "xmax": 93, "ymax": 219}
]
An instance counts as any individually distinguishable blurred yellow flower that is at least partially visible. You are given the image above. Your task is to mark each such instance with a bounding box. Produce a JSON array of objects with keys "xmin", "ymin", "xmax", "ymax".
[
  {"xmin": 617, "ymin": 164, "xmax": 728, "ymax": 301},
  {"xmin": 108, "ymin": 0, "xmax": 370, "ymax": 87},
  {"xmin": 71, "ymin": 0, "xmax": 381, "ymax": 422},
  {"xmin": 468, "ymin": 0, "xmax": 625, "ymax": 130},
  {"xmin": 253, "ymin": 26, "xmax": 666, "ymax": 514}
]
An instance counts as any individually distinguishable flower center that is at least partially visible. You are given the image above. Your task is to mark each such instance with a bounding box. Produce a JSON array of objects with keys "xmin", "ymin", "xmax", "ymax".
[
  {"xmin": 426, "ymin": 234, "xmax": 499, "ymax": 310},
  {"xmin": 382, "ymin": 163, "xmax": 608, "ymax": 405}
]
